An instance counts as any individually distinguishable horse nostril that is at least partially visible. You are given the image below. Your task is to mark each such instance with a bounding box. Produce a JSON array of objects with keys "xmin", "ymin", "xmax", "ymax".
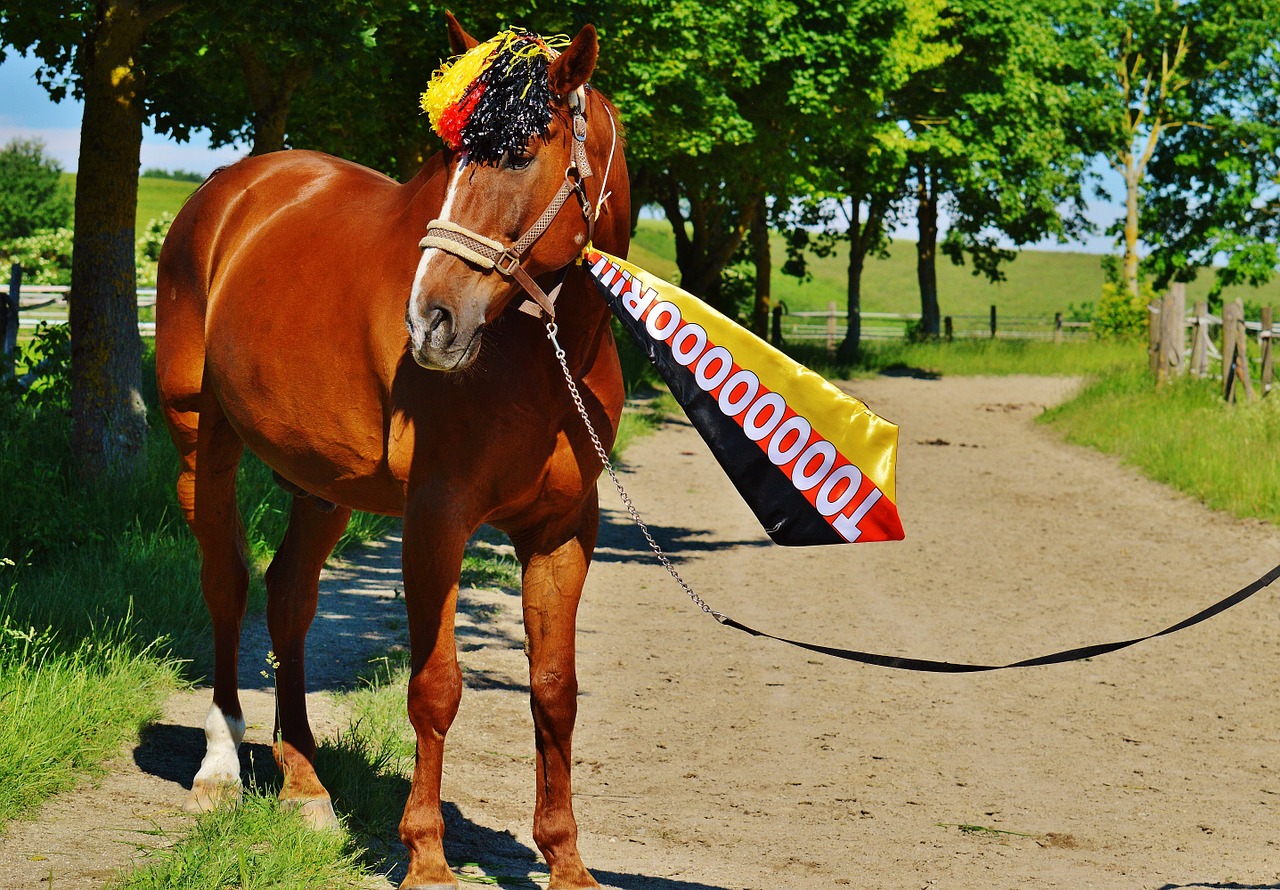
[
  {"xmin": 427, "ymin": 306, "xmax": 451, "ymax": 333},
  {"xmin": 425, "ymin": 305, "xmax": 455, "ymax": 348}
]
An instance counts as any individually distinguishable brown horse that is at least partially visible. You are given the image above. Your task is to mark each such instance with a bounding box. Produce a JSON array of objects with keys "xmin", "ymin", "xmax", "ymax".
[{"xmin": 156, "ymin": 17, "xmax": 627, "ymax": 889}]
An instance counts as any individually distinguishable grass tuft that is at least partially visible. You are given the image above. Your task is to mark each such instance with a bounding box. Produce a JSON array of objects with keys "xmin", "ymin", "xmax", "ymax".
[
  {"xmin": 0, "ymin": 596, "xmax": 180, "ymax": 824},
  {"xmin": 109, "ymin": 792, "xmax": 366, "ymax": 890}
]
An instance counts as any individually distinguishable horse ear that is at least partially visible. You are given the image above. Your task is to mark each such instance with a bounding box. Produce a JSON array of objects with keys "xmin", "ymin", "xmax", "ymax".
[
  {"xmin": 445, "ymin": 11, "xmax": 479, "ymax": 54},
  {"xmin": 549, "ymin": 24, "xmax": 598, "ymax": 97}
]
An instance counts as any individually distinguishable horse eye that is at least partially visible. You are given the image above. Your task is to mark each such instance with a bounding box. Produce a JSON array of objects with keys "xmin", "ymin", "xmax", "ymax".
[{"xmin": 505, "ymin": 150, "xmax": 533, "ymax": 171}]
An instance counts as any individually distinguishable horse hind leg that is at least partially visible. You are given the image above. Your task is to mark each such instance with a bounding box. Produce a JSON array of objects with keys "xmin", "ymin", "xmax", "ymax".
[
  {"xmin": 179, "ymin": 394, "xmax": 252, "ymax": 813},
  {"xmin": 264, "ymin": 496, "xmax": 351, "ymax": 830}
]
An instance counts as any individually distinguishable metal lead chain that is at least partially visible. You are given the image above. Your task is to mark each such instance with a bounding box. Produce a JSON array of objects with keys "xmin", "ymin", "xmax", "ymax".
[{"xmin": 545, "ymin": 321, "xmax": 725, "ymax": 623}]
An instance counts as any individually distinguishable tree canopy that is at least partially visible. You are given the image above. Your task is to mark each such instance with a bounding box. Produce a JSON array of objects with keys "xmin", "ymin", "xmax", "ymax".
[{"xmin": 1, "ymin": 0, "xmax": 1278, "ymax": 476}]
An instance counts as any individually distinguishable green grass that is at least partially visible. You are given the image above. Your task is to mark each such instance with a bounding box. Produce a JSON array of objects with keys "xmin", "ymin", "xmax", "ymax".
[
  {"xmin": 113, "ymin": 533, "xmax": 528, "ymax": 889},
  {"xmin": 631, "ymin": 217, "xmax": 1280, "ymax": 317},
  {"xmin": 110, "ymin": 792, "xmax": 365, "ymax": 890},
  {"xmin": 0, "ymin": 603, "xmax": 180, "ymax": 824},
  {"xmin": 1041, "ymin": 369, "xmax": 1280, "ymax": 525},
  {"xmin": 0, "ymin": 339, "xmax": 394, "ymax": 829},
  {"xmin": 778, "ymin": 337, "xmax": 1145, "ymax": 380}
]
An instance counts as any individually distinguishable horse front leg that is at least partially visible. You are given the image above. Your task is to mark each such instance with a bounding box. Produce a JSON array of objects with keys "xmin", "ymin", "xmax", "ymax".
[
  {"xmin": 511, "ymin": 498, "xmax": 601, "ymax": 889},
  {"xmin": 399, "ymin": 500, "xmax": 467, "ymax": 890}
]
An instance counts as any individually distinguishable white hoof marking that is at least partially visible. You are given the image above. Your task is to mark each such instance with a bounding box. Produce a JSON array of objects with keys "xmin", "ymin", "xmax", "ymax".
[{"xmin": 185, "ymin": 703, "xmax": 245, "ymax": 811}]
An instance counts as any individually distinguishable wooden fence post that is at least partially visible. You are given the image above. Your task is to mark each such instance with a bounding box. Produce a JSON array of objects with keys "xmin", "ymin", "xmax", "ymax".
[
  {"xmin": 989, "ymin": 305, "xmax": 997, "ymax": 338},
  {"xmin": 1189, "ymin": 301, "xmax": 1209, "ymax": 377},
  {"xmin": 944, "ymin": 316, "xmax": 953, "ymax": 341},
  {"xmin": 771, "ymin": 304, "xmax": 783, "ymax": 347},
  {"xmin": 825, "ymin": 301, "xmax": 836, "ymax": 355},
  {"xmin": 1261, "ymin": 305, "xmax": 1274, "ymax": 397},
  {"xmin": 1148, "ymin": 297, "xmax": 1161, "ymax": 377},
  {"xmin": 1158, "ymin": 283, "xmax": 1185, "ymax": 383},
  {"xmin": 1222, "ymin": 298, "xmax": 1255, "ymax": 402},
  {"xmin": 2, "ymin": 263, "xmax": 20, "ymax": 379},
  {"xmin": 1054, "ymin": 312, "xmax": 1063, "ymax": 345}
]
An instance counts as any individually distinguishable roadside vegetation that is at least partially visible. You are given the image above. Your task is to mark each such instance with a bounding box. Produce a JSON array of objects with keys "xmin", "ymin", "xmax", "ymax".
[{"xmin": 1041, "ymin": 371, "xmax": 1280, "ymax": 526}]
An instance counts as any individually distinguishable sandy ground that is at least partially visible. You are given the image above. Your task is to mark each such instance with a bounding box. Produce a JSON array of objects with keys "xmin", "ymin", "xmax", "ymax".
[{"xmin": 4, "ymin": 373, "xmax": 1280, "ymax": 890}]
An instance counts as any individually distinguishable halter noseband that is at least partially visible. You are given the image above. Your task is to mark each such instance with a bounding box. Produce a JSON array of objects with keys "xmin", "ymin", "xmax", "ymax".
[{"xmin": 418, "ymin": 87, "xmax": 598, "ymax": 320}]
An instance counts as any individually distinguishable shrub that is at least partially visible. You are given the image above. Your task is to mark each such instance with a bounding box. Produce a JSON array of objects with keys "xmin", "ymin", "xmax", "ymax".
[
  {"xmin": 1, "ymin": 226, "xmax": 73, "ymax": 285},
  {"xmin": 0, "ymin": 137, "xmax": 72, "ymax": 241},
  {"xmin": 1092, "ymin": 282, "xmax": 1152, "ymax": 340},
  {"xmin": 141, "ymin": 167, "xmax": 206, "ymax": 183},
  {"xmin": 136, "ymin": 213, "xmax": 175, "ymax": 286},
  {"xmin": 1, "ymin": 213, "xmax": 174, "ymax": 287}
]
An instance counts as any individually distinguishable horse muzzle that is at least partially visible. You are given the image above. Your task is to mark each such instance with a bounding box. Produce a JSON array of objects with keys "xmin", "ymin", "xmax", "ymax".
[{"xmin": 407, "ymin": 301, "xmax": 484, "ymax": 371}]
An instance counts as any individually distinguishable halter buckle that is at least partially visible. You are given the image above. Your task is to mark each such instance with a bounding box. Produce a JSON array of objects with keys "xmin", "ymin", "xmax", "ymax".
[{"xmin": 494, "ymin": 249, "xmax": 521, "ymax": 276}]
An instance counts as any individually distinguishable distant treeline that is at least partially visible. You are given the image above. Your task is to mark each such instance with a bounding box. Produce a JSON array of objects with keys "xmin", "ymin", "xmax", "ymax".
[{"xmin": 141, "ymin": 167, "xmax": 205, "ymax": 183}]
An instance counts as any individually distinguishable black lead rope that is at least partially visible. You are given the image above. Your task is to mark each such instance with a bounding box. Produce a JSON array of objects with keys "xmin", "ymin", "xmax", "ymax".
[{"xmin": 717, "ymin": 561, "xmax": 1280, "ymax": 672}]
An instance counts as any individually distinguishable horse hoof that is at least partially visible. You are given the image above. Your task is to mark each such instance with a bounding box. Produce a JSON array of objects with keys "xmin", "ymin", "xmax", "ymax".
[
  {"xmin": 285, "ymin": 796, "xmax": 341, "ymax": 831},
  {"xmin": 183, "ymin": 778, "xmax": 243, "ymax": 813}
]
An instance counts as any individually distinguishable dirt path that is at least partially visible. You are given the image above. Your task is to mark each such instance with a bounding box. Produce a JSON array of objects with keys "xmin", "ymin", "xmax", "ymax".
[{"xmin": 5, "ymin": 374, "xmax": 1280, "ymax": 890}]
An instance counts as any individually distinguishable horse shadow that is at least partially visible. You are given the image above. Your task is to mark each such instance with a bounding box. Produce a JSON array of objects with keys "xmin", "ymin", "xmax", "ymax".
[
  {"xmin": 1158, "ymin": 883, "xmax": 1280, "ymax": 889},
  {"xmin": 133, "ymin": 723, "xmax": 730, "ymax": 890},
  {"xmin": 593, "ymin": 500, "xmax": 773, "ymax": 562}
]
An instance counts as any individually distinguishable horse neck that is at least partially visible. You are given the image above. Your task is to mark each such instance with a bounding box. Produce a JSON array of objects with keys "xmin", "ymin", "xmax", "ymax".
[{"xmin": 561, "ymin": 102, "xmax": 629, "ymax": 366}]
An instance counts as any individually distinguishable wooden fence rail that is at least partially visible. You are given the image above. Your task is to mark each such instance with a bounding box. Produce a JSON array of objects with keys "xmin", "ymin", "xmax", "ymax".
[
  {"xmin": 2, "ymin": 263, "xmax": 159, "ymax": 378},
  {"xmin": 782, "ymin": 304, "xmax": 1094, "ymax": 344},
  {"xmin": 1147, "ymin": 285, "xmax": 1277, "ymax": 401}
]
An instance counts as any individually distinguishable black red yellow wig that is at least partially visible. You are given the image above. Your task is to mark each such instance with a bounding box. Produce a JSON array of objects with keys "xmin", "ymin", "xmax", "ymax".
[{"xmin": 420, "ymin": 29, "xmax": 568, "ymax": 164}]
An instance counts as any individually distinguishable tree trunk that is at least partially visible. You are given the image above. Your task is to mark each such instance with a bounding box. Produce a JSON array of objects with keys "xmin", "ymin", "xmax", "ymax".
[
  {"xmin": 749, "ymin": 200, "xmax": 771, "ymax": 337},
  {"xmin": 915, "ymin": 160, "xmax": 940, "ymax": 338},
  {"xmin": 656, "ymin": 176, "xmax": 758, "ymax": 317},
  {"xmin": 1122, "ymin": 163, "xmax": 1141, "ymax": 299},
  {"xmin": 237, "ymin": 43, "xmax": 312, "ymax": 155},
  {"xmin": 837, "ymin": 214, "xmax": 863, "ymax": 364},
  {"xmin": 70, "ymin": 0, "xmax": 157, "ymax": 478}
]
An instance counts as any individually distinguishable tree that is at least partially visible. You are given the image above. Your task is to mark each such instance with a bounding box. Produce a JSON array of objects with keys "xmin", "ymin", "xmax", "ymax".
[
  {"xmin": 901, "ymin": 0, "xmax": 1092, "ymax": 336},
  {"xmin": 2, "ymin": 0, "xmax": 184, "ymax": 477},
  {"xmin": 284, "ymin": 1, "xmax": 451, "ymax": 180},
  {"xmin": 0, "ymin": 137, "xmax": 72, "ymax": 241},
  {"xmin": 1139, "ymin": 1, "xmax": 1280, "ymax": 299},
  {"xmin": 148, "ymin": 0, "xmax": 382, "ymax": 158},
  {"xmin": 785, "ymin": 0, "xmax": 950, "ymax": 361},
  {"xmin": 600, "ymin": 0, "xmax": 776, "ymax": 316}
]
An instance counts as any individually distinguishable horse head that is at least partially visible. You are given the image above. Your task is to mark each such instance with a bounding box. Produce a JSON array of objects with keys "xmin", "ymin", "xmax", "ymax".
[{"xmin": 407, "ymin": 16, "xmax": 621, "ymax": 371}]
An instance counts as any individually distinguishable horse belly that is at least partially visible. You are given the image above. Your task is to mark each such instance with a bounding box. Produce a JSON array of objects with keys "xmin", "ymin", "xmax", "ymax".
[{"xmin": 204, "ymin": 286, "xmax": 407, "ymax": 516}]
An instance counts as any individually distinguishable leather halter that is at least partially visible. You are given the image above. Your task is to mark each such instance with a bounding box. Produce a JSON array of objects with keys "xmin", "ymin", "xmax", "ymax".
[{"xmin": 418, "ymin": 88, "xmax": 595, "ymax": 320}]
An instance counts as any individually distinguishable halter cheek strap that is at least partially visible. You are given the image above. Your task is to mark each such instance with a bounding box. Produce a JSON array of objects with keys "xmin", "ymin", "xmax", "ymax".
[{"xmin": 418, "ymin": 87, "xmax": 596, "ymax": 320}]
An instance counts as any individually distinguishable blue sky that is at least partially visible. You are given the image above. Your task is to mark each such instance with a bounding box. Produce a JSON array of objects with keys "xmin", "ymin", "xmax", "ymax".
[
  {"xmin": 0, "ymin": 52, "xmax": 246, "ymax": 174},
  {"xmin": 0, "ymin": 50, "xmax": 1121, "ymax": 253}
]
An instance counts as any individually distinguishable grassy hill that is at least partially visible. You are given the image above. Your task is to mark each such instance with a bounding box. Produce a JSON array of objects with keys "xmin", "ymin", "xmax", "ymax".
[{"xmin": 631, "ymin": 217, "xmax": 1280, "ymax": 319}]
